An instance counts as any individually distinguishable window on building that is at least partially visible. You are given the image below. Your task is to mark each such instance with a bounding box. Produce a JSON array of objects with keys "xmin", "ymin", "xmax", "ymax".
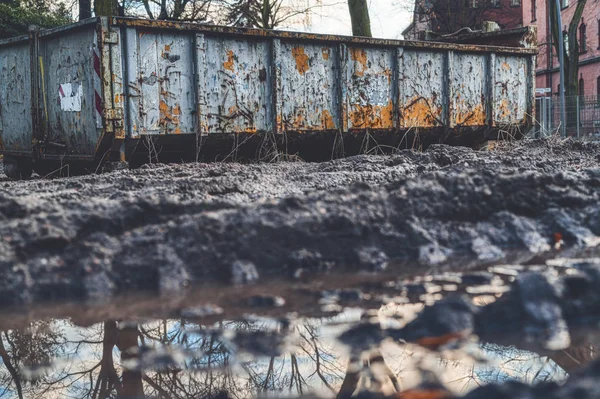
[
  {"xmin": 561, "ymin": 0, "xmax": 568, "ymax": 8},
  {"xmin": 470, "ymin": 0, "xmax": 478, "ymax": 8},
  {"xmin": 597, "ymin": 77, "xmax": 600, "ymax": 102},
  {"xmin": 531, "ymin": 0, "xmax": 536, "ymax": 20},
  {"xmin": 491, "ymin": 0, "xmax": 500, "ymax": 7},
  {"xmin": 510, "ymin": 0, "xmax": 520, "ymax": 6},
  {"xmin": 580, "ymin": 22, "xmax": 587, "ymax": 53},
  {"xmin": 579, "ymin": 76, "xmax": 585, "ymax": 96},
  {"xmin": 597, "ymin": 20, "xmax": 600, "ymax": 49}
]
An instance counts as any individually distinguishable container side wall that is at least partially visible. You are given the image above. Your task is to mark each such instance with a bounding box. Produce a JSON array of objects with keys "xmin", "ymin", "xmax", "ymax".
[
  {"xmin": 40, "ymin": 26, "xmax": 102, "ymax": 156},
  {"xmin": 0, "ymin": 41, "xmax": 32, "ymax": 153},
  {"xmin": 399, "ymin": 50, "xmax": 445, "ymax": 128},
  {"xmin": 345, "ymin": 47, "xmax": 395, "ymax": 130}
]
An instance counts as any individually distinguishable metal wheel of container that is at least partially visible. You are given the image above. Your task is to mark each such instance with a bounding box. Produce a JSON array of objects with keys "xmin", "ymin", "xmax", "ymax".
[{"xmin": 3, "ymin": 156, "xmax": 33, "ymax": 180}]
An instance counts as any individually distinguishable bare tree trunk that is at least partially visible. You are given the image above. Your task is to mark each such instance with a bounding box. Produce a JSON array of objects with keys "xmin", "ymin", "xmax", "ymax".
[
  {"xmin": 347, "ymin": 0, "xmax": 372, "ymax": 37},
  {"xmin": 94, "ymin": 0, "xmax": 120, "ymax": 16},
  {"xmin": 118, "ymin": 325, "xmax": 144, "ymax": 398},
  {"xmin": 0, "ymin": 333, "xmax": 23, "ymax": 399},
  {"xmin": 79, "ymin": 0, "xmax": 92, "ymax": 20}
]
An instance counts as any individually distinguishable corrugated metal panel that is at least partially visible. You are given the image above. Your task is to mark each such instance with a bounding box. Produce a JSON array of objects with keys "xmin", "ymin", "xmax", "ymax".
[
  {"xmin": 201, "ymin": 36, "xmax": 271, "ymax": 134},
  {"xmin": 275, "ymin": 41, "xmax": 339, "ymax": 132},
  {"xmin": 0, "ymin": 40, "xmax": 32, "ymax": 153},
  {"xmin": 493, "ymin": 55, "xmax": 528, "ymax": 125},
  {"xmin": 344, "ymin": 46, "xmax": 395, "ymax": 130},
  {"xmin": 449, "ymin": 53, "xmax": 487, "ymax": 127},
  {"xmin": 136, "ymin": 31, "xmax": 195, "ymax": 135},
  {"xmin": 399, "ymin": 50, "xmax": 446, "ymax": 128}
]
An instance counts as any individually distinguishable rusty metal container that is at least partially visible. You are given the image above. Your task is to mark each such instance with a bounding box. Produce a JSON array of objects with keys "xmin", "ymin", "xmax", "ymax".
[{"xmin": 0, "ymin": 17, "xmax": 536, "ymax": 177}]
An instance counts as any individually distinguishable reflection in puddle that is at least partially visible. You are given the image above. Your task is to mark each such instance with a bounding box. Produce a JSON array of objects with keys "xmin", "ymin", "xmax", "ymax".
[
  {"xmin": 0, "ymin": 311, "xmax": 582, "ymax": 399},
  {"xmin": 3, "ymin": 259, "xmax": 600, "ymax": 398}
]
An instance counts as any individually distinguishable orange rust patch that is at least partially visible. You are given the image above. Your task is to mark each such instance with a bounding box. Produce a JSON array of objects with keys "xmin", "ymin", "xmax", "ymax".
[
  {"xmin": 501, "ymin": 61, "xmax": 511, "ymax": 72},
  {"xmin": 402, "ymin": 96, "xmax": 442, "ymax": 128},
  {"xmin": 321, "ymin": 48, "xmax": 330, "ymax": 60},
  {"xmin": 293, "ymin": 113, "xmax": 305, "ymax": 128},
  {"xmin": 159, "ymin": 100, "xmax": 181, "ymax": 132},
  {"xmin": 350, "ymin": 48, "xmax": 368, "ymax": 77},
  {"xmin": 164, "ymin": 44, "xmax": 171, "ymax": 52},
  {"xmin": 397, "ymin": 388, "xmax": 453, "ymax": 399},
  {"xmin": 228, "ymin": 105, "xmax": 238, "ymax": 115},
  {"xmin": 321, "ymin": 110, "xmax": 336, "ymax": 129},
  {"xmin": 114, "ymin": 93, "xmax": 121, "ymax": 104},
  {"xmin": 292, "ymin": 46, "xmax": 310, "ymax": 75},
  {"xmin": 453, "ymin": 102, "xmax": 486, "ymax": 126},
  {"xmin": 223, "ymin": 50, "xmax": 235, "ymax": 72},
  {"xmin": 415, "ymin": 331, "xmax": 467, "ymax": 349},
  {"xmin": 497, "ymin": 98, "xmax": 511, "ymax": 120},
  {"xmin": 383, "ymin": 68, "xmax": 393, "ymax": 84},
  {"xmin": 350, "ymin": 102, "xmax": 394, "ymax": 129}
]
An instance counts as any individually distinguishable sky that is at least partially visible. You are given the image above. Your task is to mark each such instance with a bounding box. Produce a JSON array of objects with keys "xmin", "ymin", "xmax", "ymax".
[{"xmin": 286, "ymin": 0, "xmax": 414, "ymax": 39}]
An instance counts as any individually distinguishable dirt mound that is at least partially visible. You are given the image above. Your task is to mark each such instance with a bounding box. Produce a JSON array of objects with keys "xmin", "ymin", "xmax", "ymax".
[{"xmin": 0, "ymin": 139, "xmax": 599, "ymax": 306}]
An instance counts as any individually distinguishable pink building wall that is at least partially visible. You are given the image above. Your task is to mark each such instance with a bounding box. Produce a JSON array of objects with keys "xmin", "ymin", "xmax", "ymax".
[{"xmin": 530, "ymin": 0, "xmax": 600, "ymax": 96}]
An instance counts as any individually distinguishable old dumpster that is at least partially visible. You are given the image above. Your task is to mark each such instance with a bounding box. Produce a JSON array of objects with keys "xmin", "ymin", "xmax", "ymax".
[{"xmin": 0, "ymin": 17, "xmax": 536, "ymax": 178}]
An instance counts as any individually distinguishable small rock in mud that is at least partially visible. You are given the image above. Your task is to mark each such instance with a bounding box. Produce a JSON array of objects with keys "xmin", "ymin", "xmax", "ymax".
[
  {"xmin": 356, "ymin": 246, "xmax": 389, "ymax": 271},
  {"xmin": 247, "ymin": 294, "xmax": 286, "ymax": 308},
  {"xmin": 231, "ymin": 260, "xmax": 259, "ymax": 285},
  {"xmin": 180, "ymin": 304, "xmax": 224, "ymax": 318}
]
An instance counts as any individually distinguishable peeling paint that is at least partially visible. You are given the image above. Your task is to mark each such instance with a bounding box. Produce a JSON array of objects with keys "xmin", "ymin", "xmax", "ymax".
[
  {"xmin": 350, "ymin": 48, "xmax": 368, "ymax": 77},
  {"xmin": 223, "ymin": 50, "xmax": 235, "ymax": 72},
  {"xmin": 292, "ymin": 46, "xmax": 310, "ymax": 75},
  {"xmin": 403, "ymin": 95, "xmax": 443, "ymax": 127}
]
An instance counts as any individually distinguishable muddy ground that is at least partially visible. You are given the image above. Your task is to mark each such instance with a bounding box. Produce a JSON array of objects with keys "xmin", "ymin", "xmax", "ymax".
[
  {"xmin": 2, "ymin": 138, "xmax": 600, "ymax": 399},
  {"xmin": 0, "ymin": 138, "xmax": 599, "ymax": 307}
]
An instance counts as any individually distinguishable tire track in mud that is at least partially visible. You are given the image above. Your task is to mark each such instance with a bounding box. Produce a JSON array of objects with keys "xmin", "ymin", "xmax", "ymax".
[{"xmin": 0, "ymin": 140, "xmax": 599, "ymax": 306}]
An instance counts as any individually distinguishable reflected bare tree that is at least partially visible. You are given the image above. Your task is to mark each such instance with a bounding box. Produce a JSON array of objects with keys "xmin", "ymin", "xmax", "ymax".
[{"xmin": 0, "ymin": 321, "xmax": 66, "ymax": 399}]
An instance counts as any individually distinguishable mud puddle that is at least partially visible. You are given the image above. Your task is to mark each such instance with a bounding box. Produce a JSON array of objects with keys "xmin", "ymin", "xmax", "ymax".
[{"xmin": 2, "ymin": 255, "xmax": 600, "ymax": 398}]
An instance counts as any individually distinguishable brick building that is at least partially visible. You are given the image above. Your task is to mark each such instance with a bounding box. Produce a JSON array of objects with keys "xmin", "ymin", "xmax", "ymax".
[
  {"xmin": 528, "ymin": 0, "xmax": 600, "ymax": 97},
  {"xmin": 402, "ymin": 0, "xmax": 524, "ymax": 40}
]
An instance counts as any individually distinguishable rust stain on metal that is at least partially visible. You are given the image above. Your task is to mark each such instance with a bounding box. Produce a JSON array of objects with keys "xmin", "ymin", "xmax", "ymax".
[
  {"xmin": 350, "ymin": 48, "xmax": 368, "ymax": 76},
  {"xmin": 501, "ymin": 62, "xmax": 511, "ymax": 72},
  {"xmin": 293, "ymin": 113, "xmax": 305, "ymax": 128},
  {"xmin": 159, "ymin": 100, "xmax": 181, "ymax": 132},
  {"xmin": 292, "ymin": 46, "xmax": 310, "ymax": 75},
  {"xmin": 321, "ymin": 48, "xmax": 330, "ymax": 60},
  {"xmin": 402, "ymin": 96, "xmax": 442, "ymax": 127},
  {"xmin": 454, "ymin": 103, "xmax": 486, "ymax": 126},
  {"xmin": 350, "ymin": 103, "xmax": 394, "ymax": 129},
  {"xmin": 223, "ymin": 50, "xmax": 235, "ymax": 72},
  {"xmin": 321, "ymin": 110, "xmax": 335, "ymax": 129},
  {"xmin": 498, "ymin": 99, "xmax": 511, "ymax": 119}
]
